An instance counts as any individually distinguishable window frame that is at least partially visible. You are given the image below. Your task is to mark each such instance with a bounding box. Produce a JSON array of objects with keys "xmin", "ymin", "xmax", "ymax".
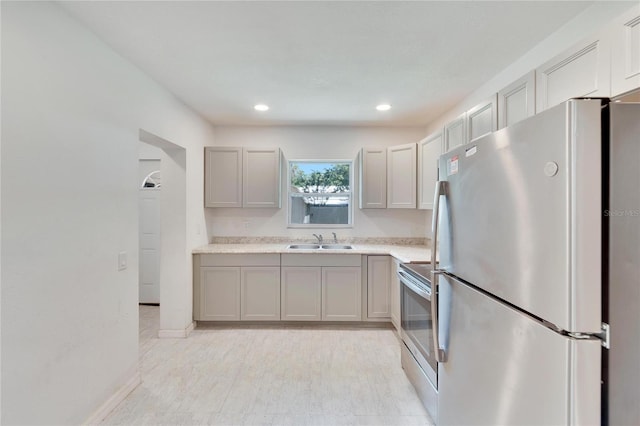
[{"xmin": 287, "ymin": 159, "xmax": 354, "ymax": 229}]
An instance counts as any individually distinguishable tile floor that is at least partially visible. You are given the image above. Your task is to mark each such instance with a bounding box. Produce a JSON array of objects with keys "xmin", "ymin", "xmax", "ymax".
[{"xmin": 102, "ymin": 305, "xmax": 434, "ymax": 426}]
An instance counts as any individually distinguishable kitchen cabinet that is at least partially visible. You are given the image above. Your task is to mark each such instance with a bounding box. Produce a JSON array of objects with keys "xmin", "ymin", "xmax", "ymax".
[
  {"xmin": 443, "ymin": 112, "xmax": 466, "ymax": 153},
  {"xmin": 418, "ymin": 132, "xmax": 442, "ymax": 210},
  {"xmin": 390, "ymin": 258, "xmax": 401, "ymax": 331},
  {"xmin": 199, "ymin": 267, "xmax": 241, "ymax": 321},
  {"xmin": 242, "ymin": 147, "xmax": 281, "ymax": 208},
  {"xmin": 359, "ymin": 147, "xmax": 387, "ymax": 209},
  {"xmin": 535, "ymin": 31, "xmax": 611, "ymax": 112},
  {"xmin": 281, "ymin": 267, "xmax": 322, "ymax": 321},
  {"xmin": 193, "ymin": 254, "xmax": 280, "ymax": 321},
  {"xmin": 366, "ymin": 255, "xmax": 391, "ymax": 319},
  {"xmin": 387, "ymin": 143, "xmax": 417, "ymax": 209},
  {"xmin": 205, "ymin": 146, "xmax": 281, "ymax": 208},
  {"xmin": 497, "ymin": 71, "xmax": 536, "ymax": 129},
  {"xmin": 205, "ymin": 147, "xmax": 242, "ymax": 208},
  {"xmin": 322, "ymin": 267, "xmax": 362, "ymax": 321},
  {"xmin": 281, "ymin": 254, "xmax": 362, "ymax": 321},
  {"xmin": 610, "ymin": 4, "xmax": 640, "ymax": 96},
  {"xmin": 466, "ymin": 95, "xmax": 497, "ymax": 143},
  {"xmin": 241, "ymin": 267, "xmax": 281, "ymax": 320}
]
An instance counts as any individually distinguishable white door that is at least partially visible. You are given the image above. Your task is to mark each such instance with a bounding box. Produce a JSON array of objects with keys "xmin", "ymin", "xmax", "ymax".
[{"xmin": 139, "ymin": 186, "xmax": 161, "ymax": 304}]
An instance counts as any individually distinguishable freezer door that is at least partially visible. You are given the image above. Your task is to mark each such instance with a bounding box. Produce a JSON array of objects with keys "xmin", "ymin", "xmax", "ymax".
[
  {"xmin": 437, "ymin": 99, "xmax": 602, "ymax": 333},
  {"xmin": 438, "ymin": 274, "xmax": 601, "ymax": 426}
]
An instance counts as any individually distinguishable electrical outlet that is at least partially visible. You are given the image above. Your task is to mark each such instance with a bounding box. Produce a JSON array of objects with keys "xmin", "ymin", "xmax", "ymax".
[{"xmin": 118, "ymin": 251, "xmax": 127, "ymax": 271}]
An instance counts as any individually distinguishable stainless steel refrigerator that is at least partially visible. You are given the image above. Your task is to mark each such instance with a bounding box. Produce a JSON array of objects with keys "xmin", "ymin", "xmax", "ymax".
[{"xmin": 431, "ymin": 99, "xmax": 639, "ymax": 425}]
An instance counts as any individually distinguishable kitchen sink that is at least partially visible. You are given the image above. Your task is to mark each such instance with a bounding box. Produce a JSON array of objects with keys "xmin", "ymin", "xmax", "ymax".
[
  {"xmin": 287, "ymin": 244, "xmax": 321, "ymax": 249},
  {"xmin": 320, "ymin": 244, "xmax": 353, "ymax": 250},
  {"xmin": 286, "ymin": 244, "xmax": 353, "ymax": 250}
]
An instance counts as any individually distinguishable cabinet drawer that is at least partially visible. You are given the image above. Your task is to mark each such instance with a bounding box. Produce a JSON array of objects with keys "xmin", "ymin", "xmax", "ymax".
[
  {"xmin": 199, "ymin": 254, "xmax": 280, "ymax": 267},
  {"xmin": 281, "ymin": 254, "xmax": 361, "ymax": 267}
]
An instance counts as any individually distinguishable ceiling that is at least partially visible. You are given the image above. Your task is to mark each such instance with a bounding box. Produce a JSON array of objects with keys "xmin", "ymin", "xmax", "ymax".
[{"xmin": 60, "ymin": 1, "xmax": 597, "ymax": 127}]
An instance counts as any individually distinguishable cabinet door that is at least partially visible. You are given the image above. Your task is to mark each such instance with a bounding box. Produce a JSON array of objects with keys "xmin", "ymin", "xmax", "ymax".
[
  {"xmin": 498, "ymin": 71, "xmax": 536, "ymax": 129},
  {"xmin": 418, "ymin": 132, "xmax": 443, "ymax": 210},
  {"xmin": 367, "ymin": 256, "xmax": 391, "ymax": 319},
  {"xmin": 390, "ymin": 258, "xmax": 401, "ymax": 331},
  {"xmin": 387, "ymin": 143, "xmax": 417, "ymax": 209},
  {"xmin": 359, "ymin": 148, "xmax": 387, "ymax": 209},
  {"xmin": 281, "ymin": 267, "xmax": 322, "ymax": 321},
  {"xmin": 536, "ymin": 32, "xmax": 611, "ymax": 112},
  {"xmin": 243, "ymin": 147, "xmax": 281, "ymax": 208},
  {"xmin": 443, "ymin": 113, "xmax": 466, "ymax": 152},
  {"xmin": 200, "ymin": 267, "xmax": 241, "ymax": 320},
  {"xmin": 205, "ymin": 147, "xmax": 242, "ymax": 208},
  {"xmin": 322, "ymin": 267, "xmax": 362, "ymax": 321},
  {"xmin": 241, "ymin": 267, "xmax": 281, "ymax": 320},
  {"xmin": 467, "ymin": 95, "xmax": 497, "ymax": 143},
  {"xmin": 610, "ymin": 4, "xmax": 640, "ymax": 96}
]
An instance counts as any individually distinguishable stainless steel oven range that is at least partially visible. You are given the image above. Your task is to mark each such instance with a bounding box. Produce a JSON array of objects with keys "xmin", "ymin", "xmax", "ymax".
[{"xmin": 397, "ymin": 262, "xmax": 438, "ymax": 421}]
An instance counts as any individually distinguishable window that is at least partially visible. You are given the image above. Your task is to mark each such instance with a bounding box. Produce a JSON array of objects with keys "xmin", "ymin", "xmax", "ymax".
[{"xmin": 288, "ymin": 160, "xmax": 353, "ymax": 227}]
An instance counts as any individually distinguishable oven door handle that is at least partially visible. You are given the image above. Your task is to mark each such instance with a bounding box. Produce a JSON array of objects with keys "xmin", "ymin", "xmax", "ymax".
[{"xmin": 397, "ymin": 271, "xmax": 431, "ymax": 301}]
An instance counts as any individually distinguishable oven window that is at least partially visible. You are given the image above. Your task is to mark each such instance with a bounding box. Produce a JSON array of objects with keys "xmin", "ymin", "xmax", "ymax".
[{"xmin": 402, "ymin": 283, "xmax": 437, "ymax": 373}]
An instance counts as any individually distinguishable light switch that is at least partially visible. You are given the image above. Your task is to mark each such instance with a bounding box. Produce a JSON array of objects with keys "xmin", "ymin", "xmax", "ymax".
[{"xmin": 118, "ymin": 251, "xmax": 127, "ymax": 271}]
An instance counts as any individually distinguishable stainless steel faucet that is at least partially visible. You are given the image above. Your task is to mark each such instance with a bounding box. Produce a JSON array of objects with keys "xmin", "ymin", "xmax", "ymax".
[
  {"xmin": 312, "ymin": 234, "xmax": 323, "ymax": 244},
  {"xmin": 332, "ymin": 232, "xmax": 338, "ymax": 243}
]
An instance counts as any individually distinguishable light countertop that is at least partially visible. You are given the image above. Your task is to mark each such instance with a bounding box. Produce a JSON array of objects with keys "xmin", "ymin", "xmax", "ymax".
[{"xmin": 192, "ymin": 243, "xmax": 431, "ymax": 263}]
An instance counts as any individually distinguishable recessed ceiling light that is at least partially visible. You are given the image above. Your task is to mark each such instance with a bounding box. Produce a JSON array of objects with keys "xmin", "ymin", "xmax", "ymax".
[
  {"xmin": 376, "ymin": 104, "xmax": 391, "ymax": 111},
  {"xmin": 254, "ymin": 104, "xmax": 269, "ymax": 111}
]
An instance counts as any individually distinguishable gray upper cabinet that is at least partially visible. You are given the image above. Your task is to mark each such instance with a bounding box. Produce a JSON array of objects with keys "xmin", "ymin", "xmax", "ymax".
[
  {"xmin": 443, "ymin": 112, "xmax": 466, "ymax": 153},
  {"xmin": 498, "ymin": 71, "xmax": 536, "ymax": 129},
  {"xmin": 205, "ymin": 146, "xmax": 281, "ymax": 208},
  {"xmin": 205, "ymin": 147, "xmax": 243, "ymax": 208},
  {"xmin": 359, "ymin": 147, "xmax": 387, "ymax": 209},
  {"xmin": 466, "ymin": 95, "xmax": 497, "ymax": 143},
  {"xmin": 535, "ymin": 31, "xmax": 611, "ymax": 112},
  {"xmin": 242, "ymin": 147, "xmax": 281, "ymax": 208},
  {"xmin": 417, "ymin": 132, "xmax": 443, "ymax": 210},
  {"xmin": 610, "ymin": 4, "xmax": 640, "ymax": 97},
  {"xmin": 387, "ymin": 143, "xmax": 417, "ymax": 209}
]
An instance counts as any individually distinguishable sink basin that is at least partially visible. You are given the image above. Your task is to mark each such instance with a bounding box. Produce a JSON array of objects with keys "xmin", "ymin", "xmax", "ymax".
[
  {"xmin": 286, "ymin": 244, "xmax": 353, "ymax": 250},
  {"xmin": 287, "ymin": 244, "xmax": 321, "ymax": 249},
  {"xmin": 320, "ymin": 244, "xmax": 353, "ymax": 250}
]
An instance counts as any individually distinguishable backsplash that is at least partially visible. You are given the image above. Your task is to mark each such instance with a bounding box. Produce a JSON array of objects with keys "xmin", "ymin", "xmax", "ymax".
[{"xmin": 210, "ymin": 236, "xmax": 428, "ymax": 246}]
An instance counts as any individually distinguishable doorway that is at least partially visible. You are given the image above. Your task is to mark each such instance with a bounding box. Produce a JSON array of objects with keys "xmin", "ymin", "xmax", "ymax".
[
  {"xmin": 138, "ymin": 129, "xmax": 190, "ymax": 338},
  {"xmin": 138, "ymin": 159, "xmax": 161, "ymax": 304}
]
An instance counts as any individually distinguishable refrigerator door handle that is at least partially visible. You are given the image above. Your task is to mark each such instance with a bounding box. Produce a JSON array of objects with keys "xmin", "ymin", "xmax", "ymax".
[
  {"xmin": 430, "ymin": 180, "xmax": 447, "ymax": 268},
  {"xmin": 431, "ymin": 270, "xmax": 447, "ymax": 362},
  {"xmin": 431, "ymin": 180, "xmax": 447, "ymax": 363}
]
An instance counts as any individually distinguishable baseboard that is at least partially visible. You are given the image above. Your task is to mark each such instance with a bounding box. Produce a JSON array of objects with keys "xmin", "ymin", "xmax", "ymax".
[
  {"xmin": 158, "ymin": 321, "xmax": 195, "ymax": 338},
  {"xmin": 84, "ymin": 370, "xmax": 141, "ymax": 425}
]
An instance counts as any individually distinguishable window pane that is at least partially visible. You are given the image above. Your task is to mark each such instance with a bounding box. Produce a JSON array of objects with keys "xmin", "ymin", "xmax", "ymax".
[
  {"xmin": 290, "ymin": 162, "xmax": 351, "ymax": 193},
  {"xmin": 290, "ymin": 195, "xmax": 350, "ymax": 225},
  {"xmin": 289, "ymin": 160, "xmax": 352, "ymax": 226}
]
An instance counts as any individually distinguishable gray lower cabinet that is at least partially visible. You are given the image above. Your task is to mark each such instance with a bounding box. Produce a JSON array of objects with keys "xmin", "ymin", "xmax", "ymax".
[
  {"xmin": 367, "ymin": 255, "xmax": 391, "ymax": 319},
  {"xmin": 322, "ymin": 267, "xmax": 362, "ymax": 321},
  {"xmin": 281, "ymin": 265, "xmax": 362, "ymax": 321},
  {"xmin": 194, "ymin": 254, "xmax": 280, "ymax": 321},
  {"xmin": 241, "ymin": 267, "xmax": 281, "ymax": 320},
  {"xmin": 195, "ymin": 253, "xmax": 372, "ymax": 322},
  {"xmin": 200, "ymin": 267, "xmax": 241, "ymax": 321},
  {"xmin": 281, "ymin": 267, "xmax": 322, "ymax": 321}
]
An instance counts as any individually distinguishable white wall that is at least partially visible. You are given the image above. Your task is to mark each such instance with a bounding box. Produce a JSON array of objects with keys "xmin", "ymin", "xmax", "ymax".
[
  {"xmin": 1, "ymin": 2, "xmax": 214, "ymax": 424},
  {"xmin": 207, "ymin": 126, "xmax": 430, "ymax": 239},
  {"xmin": 425, "ymin": 1, "xmax": 636, "ymax": 134}
]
